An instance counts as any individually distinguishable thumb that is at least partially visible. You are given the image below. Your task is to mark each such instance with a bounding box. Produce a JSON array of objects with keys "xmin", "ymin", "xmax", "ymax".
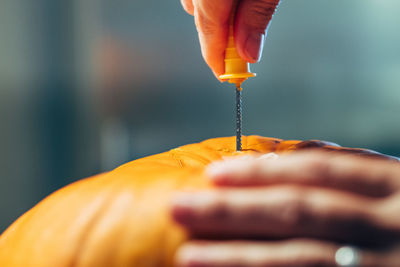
[{"xmin": 235, "ymin": 0, "xmax": 280, "ymax": 63}]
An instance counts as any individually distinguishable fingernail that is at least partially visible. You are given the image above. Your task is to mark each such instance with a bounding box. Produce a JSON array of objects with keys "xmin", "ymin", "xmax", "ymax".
[
  {"xmin": 207, "ymin": 156, "xmax": 268, "ymax": 183},
  {"xmin": 171, "ymin": 193, "xmax": 189, "ymax": 205},
  {"xmin": 172, "ymin": 192, "xmax": 215, "ymax": 208},
  {"xmin": 258, "ymin": 153, "xmax": 279, "ymax": 160},
  {"xmin": 175, "ymin": 245, "xmax": 202, "ymax": 265},
  {"xmin": 206, "ymin": 156, "xmax": 252, "ymax": 179},
  {"xmin": 244, "ymin": 32, "xmax": 265, "ymax": 62},
  {"xmin": 206, "ymin": 161, "xmax": 230, "ymax": 178}
]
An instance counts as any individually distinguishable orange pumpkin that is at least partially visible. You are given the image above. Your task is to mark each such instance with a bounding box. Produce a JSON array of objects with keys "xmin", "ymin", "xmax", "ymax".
[{"xmin": 0, "ymin": 136, "xmax": 395, "ymax": 267}]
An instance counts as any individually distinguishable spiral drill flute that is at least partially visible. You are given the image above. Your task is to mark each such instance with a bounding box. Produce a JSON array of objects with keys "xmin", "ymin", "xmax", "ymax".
[{"xmin": 236, "ymin": 86, "xmax": 242, "ymax": 151}]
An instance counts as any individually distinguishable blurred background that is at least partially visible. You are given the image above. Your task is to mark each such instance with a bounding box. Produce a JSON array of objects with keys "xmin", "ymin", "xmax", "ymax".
[{"xmin": 1, "ymin": 0, "xmax": 400, "ymax": 231}]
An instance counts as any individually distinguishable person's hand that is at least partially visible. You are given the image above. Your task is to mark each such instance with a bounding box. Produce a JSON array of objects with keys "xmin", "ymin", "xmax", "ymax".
[
  {"xmin": 180, "ymin": 0, "xmax": 280, "ymax": 78},
  {"xmin": 171, "ymin": 151, "xmax": 400, "ymax": 266}
]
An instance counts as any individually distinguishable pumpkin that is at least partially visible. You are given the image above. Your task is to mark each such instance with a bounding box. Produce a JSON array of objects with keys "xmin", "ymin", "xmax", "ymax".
[{"xmin": 0, "ymin": 135, "xmax": 395, "ymax": 267}]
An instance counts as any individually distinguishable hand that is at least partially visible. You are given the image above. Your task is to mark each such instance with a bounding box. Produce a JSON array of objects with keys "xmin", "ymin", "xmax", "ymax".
[
  {"xmin": 180, "ymin": 0, "xmax": 280, "ymax": 78},
  {"xmin": 172, "ymin": 151, "xmax": 400, "ymax": 266}
]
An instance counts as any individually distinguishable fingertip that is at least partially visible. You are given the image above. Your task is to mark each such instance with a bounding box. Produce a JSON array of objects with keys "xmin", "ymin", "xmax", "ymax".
[
  {"xmin": 208, "ymin": 173, "xmax": 233, "ymax": 186},
  {"xmin": 235, "ymin": 28, "xmax": 265, "ymax": 63},
  {"xmin": 208, "ymin": 59, "xmax": 225, "ymax": 81},
  {"xmin": 194, "ymin": 8, "xmax": 229, "ymax": 82},
  {"xmin": 206, "ymin": 156, "xmax": 258, "ymax": 186},
  {"xmin": 212, "ymin": 70, "xmax": 224, "ymax": 82},
  {"xmin": 206, "ymin": 161, "xmax": 228, "ymax": 178},
  {"xmin": 170, "ymin": 193, "xmax": 198, "ymax": 224},
  {"xmin": 197, "ymin": 36, "xmax": 226, "ymax": 82},
  {"xmin": 206, "ymin": 159, "xmax": 239, "ymax": 180},
  {"xmin": 234, "ymin": 0, "xmax": 279, "ymax": 63},
  {"xmin": 175, "ymin": 244, "xmax": 209, "ymax": 267}
]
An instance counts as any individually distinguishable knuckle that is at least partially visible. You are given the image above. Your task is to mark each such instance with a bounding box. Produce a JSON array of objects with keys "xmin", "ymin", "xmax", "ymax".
[
  {"xmin": 207, "ymin": 193, "xmax": 231, "ymax": 220},
  {"xmin": 291, "ymin": 153, "xmax": 333, "ymax": 185},
  {"xmin": 303, "ymin": 155, "xmax": 331, "ymax": 180},
  {"xmin": 279, "ymin": 187, "xmax": 310, "ymax": 227}
]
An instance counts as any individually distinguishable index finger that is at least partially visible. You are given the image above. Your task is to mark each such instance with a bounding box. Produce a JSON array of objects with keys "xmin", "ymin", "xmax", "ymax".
[
  {"xmin": 193, "ymin": 0, "xmax": 234, "ymax": 78},
  {"xmin": 171, "ymin": 186, "xmax": 398, "ymax": 246},
  {"xmin": 207, "ymin": 151, "xmax": 400, "ymax": 197}
]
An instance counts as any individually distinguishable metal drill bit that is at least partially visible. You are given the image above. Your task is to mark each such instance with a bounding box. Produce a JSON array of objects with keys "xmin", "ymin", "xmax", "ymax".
[{"xmin": 236, "ymin": 86, "xmax": 242, "ymax": 151}]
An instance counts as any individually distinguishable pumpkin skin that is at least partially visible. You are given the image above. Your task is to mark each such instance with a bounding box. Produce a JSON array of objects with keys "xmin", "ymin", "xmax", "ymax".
[{"xmin": 0, "ymin": 136, "xmax": 396, "ymax": 267}]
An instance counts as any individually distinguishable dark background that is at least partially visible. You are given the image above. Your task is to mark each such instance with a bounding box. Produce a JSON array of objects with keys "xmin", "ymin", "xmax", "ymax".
[{"xmin": 1, "ymin": 0, "xmax": 400, "ymax": 231}]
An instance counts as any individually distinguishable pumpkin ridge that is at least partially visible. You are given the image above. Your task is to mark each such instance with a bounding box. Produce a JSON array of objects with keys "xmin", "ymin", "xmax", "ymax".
[
  {"xmin": 67, "ymin": 171, "xmax": 151, "ymax": 266},
  {"xmin": 67, "ymin": 186, "xmax": 116, "ymax": 267},
  {"xmin": 200, "ymin": 143, "xmax": 234, "ymax": 154},
  {"xmin": 246, "ymin": 139, "xmax": 281, "ymax": 151},
  {"xmin": 169, "ymin": 149, "xmax": 213, "ymax": 166},
  {"xmin": 169, "ymin": 151, "xmax": 185, "ymax": 168}
]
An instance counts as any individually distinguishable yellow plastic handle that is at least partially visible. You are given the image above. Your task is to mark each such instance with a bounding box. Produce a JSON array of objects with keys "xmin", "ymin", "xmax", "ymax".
[{"xmin": 219, "ymin": 0, "xmax": 255, "ymax": 88}]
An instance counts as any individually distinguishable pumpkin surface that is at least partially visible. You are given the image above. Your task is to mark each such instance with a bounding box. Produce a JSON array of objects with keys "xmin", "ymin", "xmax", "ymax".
[{"xmin": 0, "ymin": 136, "xmax": 395, "ymax": 267}]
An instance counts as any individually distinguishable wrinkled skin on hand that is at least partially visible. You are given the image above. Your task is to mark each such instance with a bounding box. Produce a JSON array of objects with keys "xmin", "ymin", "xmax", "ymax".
[
  {"xmin": 173, "ymin": 149, "xmax": 400, "ymax": 267},
  {"xmin": 180, "ymin": 0, "xmax": 280, "ymax": 78}
]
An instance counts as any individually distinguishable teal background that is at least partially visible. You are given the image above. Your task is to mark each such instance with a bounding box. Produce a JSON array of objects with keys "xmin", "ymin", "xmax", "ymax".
[{"xmin": 1, "ymin": 0, "xmax": 400, "ymax": 231}]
